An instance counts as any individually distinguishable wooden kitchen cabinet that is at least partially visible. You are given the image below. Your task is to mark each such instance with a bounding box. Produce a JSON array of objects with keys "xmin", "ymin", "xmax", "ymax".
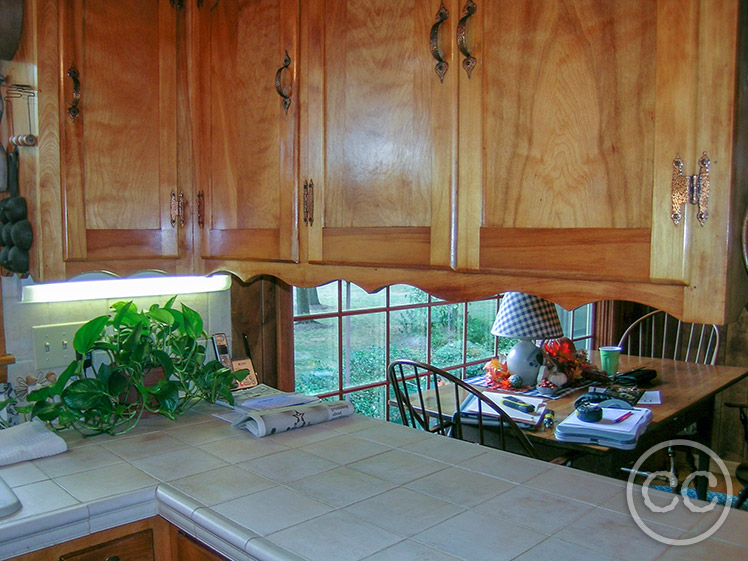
[
  {"xmin": 195, "ymin": 0, "xmax": 454, "ymax": 270},
  {"xmin": 58, "ymin": 529, "xmax": 155, "ymax": 561},
  {"xmin": 455, "ymin": 0, "xmax": 748, "ymax": 324},
  {"xmin": 302, "ymin": 0, "xmax": 455, "ymax": 269},
  {"xmin": 59, "ymin": 0, "xmax": 181, "ymax": 266},
  {"xmin": 194, "ymin": 0, "xmax": 300, "ymax": 264}
]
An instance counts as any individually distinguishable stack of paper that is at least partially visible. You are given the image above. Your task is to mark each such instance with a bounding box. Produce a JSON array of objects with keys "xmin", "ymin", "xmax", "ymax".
[
  {"xmin": 554, "ymin": 407, "xmax": 653, "ymax": 449},
  {"xmin": 460, "ymin": 391, "xmax": 547, "ymax": 429}
]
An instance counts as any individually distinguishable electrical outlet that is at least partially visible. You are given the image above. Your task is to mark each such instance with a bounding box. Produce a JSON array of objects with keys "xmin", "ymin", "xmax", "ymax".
[{"xmin": 32, "ymin": 322, "xmax": 86, "ymax": 370}]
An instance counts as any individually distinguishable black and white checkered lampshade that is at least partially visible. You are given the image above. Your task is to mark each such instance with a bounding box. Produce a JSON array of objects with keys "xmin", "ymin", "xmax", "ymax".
[{"xmin": 491, "ymin": 292, "xmax": 564, "ymax": 339}]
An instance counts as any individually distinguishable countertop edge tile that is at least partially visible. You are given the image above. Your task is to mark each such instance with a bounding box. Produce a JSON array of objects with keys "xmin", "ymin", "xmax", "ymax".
[
  {"xmin": 0, "ymin": 515, "xmax": 90, "ymax": 560},
  {"xmin": 192, "ymin": 524, "xmax": 252, "ymax": 561},
  {"xmin": 157, "ymin": 501, "xmax": 196, "ymax": 537},
  {"xmin": 192, "ymin": 506, "xmax": 258, "ymax": 550},
  {"xmin": 156, "ymin": 483, "xmax": 204, "ymax": 518},
  {"xmin": 245, "ymin": 536, "xmax": 312, "ymax": 561}
]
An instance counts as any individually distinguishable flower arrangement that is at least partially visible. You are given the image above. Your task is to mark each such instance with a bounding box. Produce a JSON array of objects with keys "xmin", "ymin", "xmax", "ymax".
[
  {"xmin": 483, "ymin": 337, "xmax": 608, "ymax": 391},
  {"xmin": 484, "ymin": 357, "xmax": 525, "ymax": 390},
  {"xmin": 541, "ymin": 337, "xmax": 609, "ymax": 386}
]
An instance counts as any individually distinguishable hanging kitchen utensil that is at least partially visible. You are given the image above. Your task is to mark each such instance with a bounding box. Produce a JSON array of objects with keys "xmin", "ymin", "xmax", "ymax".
[{"xmin": 0, "ymin": 0, "xmax": 23, "ymax": 62}]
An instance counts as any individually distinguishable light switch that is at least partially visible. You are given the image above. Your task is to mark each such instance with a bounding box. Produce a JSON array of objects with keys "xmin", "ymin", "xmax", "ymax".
[{"xmin": 32, "ymin": 322, "xmax": 86, "ymax": 370}]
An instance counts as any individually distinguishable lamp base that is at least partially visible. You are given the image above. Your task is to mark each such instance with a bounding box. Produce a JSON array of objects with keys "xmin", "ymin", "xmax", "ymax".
[{"xmin": 506, "ymin": 340, "xmax": 544, "ymax": 386}]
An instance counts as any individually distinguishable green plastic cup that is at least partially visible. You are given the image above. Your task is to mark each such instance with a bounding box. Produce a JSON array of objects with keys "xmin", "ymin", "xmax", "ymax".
[{"xmin": 599, "ymin": 346, "xmax": 622, "ymax": 377}]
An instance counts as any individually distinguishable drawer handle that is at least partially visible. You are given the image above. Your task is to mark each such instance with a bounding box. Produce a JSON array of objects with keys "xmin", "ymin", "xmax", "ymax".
[
  {"xmin": 457, "ymin": 0, "xmax": 477, "ymax": 78},
  {"xmin": 429, "ymin": 1, "xmax": 450, "ymax": 82},
  {"xmin": 275, "ymin": 50, "xmax": 292, "ymax": 114},
  {"xmin": 66, "ymin": 64, "xmax": 81, "ymax": 121},
  {"xmin": 105, "ymin": 556, "xmax": 120, "ymax": 561}
]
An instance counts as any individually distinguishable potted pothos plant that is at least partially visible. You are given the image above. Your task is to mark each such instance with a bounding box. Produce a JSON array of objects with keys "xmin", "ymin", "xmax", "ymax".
[{"xmin": 21, "ymin": 297, "xmax": 247, "ymax": 436}]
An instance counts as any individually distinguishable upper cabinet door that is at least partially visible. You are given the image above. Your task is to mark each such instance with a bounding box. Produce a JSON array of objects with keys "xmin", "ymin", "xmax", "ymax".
[
  {"xmin": 196, "ymin": 0, "xmax": 300, "ymax": 263},
  {"xmin": 304, "ymin": 0, "xmax": 456, "ymax": 269},
  {"xmin": 60, "ymin": 0, "xmax": 179, "ymax": 262},
  {"xmin": 458, "ymin": 0, "xmax": 660, "ymax": 283}
]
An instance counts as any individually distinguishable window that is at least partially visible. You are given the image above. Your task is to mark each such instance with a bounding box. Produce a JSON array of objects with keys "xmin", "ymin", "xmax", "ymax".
[{"xmin": 293, "ymin": 282, "xmax": 595, "ymax": 420}]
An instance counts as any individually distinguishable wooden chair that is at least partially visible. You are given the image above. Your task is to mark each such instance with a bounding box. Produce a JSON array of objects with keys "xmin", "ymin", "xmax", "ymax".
[
  {"xmin": 618, "ymin": 309, "xmax": 720, "ymax": 491},
  {"xmin": 387, "ymin": 359, "xmax": 538, "ymax": 458},
  {"xmin": 724, "ymin": 402, "xmax": 748, "ymax": 509},
  {"xmin": 617, "ymin": 309, "xmax": 720, "ymax": 365}
]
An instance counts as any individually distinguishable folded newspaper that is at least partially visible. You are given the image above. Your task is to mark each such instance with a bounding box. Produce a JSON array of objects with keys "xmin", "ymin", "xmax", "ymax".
[{"xmin": 231, "ymin": 400, "xmax": 355, "ymax": 437}]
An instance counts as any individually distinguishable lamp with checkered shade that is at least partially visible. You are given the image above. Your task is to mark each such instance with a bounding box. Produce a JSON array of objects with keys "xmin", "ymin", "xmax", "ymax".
[{"xmin": 491, "ymin": 292, "xmax": 564, "ymax": 386}]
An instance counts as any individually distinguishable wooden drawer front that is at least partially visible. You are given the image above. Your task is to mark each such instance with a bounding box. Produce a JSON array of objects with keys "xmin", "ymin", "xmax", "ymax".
[
  {"xmin": 59, "ymin": 529, "xmax": 154, "ymax": 561},
  {"xmin": 175, "ymin": 530, "xmax": 229, "ymax": 561}
]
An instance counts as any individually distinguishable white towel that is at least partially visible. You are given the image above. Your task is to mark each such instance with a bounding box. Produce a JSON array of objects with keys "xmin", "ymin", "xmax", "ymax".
[{"xmin": 0, "ymin": 420, "xmax": 68, "ymax": 466}]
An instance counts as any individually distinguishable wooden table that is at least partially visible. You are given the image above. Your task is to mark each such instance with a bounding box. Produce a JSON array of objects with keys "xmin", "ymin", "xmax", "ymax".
[{"xmin": 403, "ymin": 355, "xmax": 748, "ymax": 498}]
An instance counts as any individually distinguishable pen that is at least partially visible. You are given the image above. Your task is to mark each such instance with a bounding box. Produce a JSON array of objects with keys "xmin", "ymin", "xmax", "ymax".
[{"xmin": 614, "ymin": 411, "xmax": 633, "ymax": 423}]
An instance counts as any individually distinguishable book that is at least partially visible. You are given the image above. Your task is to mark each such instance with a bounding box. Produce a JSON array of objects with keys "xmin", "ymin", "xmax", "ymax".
[{"xmin": 460, "ymin": 391, "xmax": 547, "ymax": 429}]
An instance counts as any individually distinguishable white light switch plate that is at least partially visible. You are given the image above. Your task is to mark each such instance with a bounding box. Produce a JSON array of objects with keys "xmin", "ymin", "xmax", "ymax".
[{"xmin": 32, "ymin": 321, "xmax": 86, "ymax": 371}]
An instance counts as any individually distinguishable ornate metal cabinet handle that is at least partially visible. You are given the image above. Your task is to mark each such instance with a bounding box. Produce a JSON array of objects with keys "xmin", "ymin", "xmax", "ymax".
[
  {"xmin": 66, "ymin": 65, "xmax": 81, "ymax": 121},
  {"xmin": 275, "ymin": 50, "xmax": 292, "ymax": 114},
  {"xmin": 303, "ymin": 180, "xmax": 308, "ymax": 224},
  {"xmin": 430, "ymin": 1, "xmax": 450, "ymax": 82},
  {"xmin": 178, "ymin": 191, "xmax": 185, "ymax": 226},
  {"xmin": 457, "ymin": 0, "xmax": 477, "ymax": 78},
  {"xmin": 695, "ymin": 153, "xmax": 710, "ymax": 226}
]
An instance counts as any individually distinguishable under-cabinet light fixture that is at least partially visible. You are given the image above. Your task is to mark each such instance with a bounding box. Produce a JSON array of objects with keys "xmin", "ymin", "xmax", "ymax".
[{"xmin": 21, "ymin": 274, "xmax": 232, "ymax": 303}]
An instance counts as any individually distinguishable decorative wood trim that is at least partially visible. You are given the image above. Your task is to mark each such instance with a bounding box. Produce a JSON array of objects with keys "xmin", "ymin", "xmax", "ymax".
[
  {"xmin": 319, "ymin": 227, "xmax": 433, "ymax": 267},
  {"xmin": 478, "ymin": 228, "xmax": 652, "ymax": 282}
]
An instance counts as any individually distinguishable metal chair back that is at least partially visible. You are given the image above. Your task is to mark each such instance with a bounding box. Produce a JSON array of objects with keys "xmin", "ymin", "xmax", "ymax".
[
  {"xmin": 387, "ymin": 359, "xmax": 537, "ymax": 458},
  {"xmin": 617, "ymin": 310, "xmax": 719, "ymax": 365}
]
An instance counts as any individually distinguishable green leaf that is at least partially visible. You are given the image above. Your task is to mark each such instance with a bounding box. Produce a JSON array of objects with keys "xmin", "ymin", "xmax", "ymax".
[
  {"xmin": 73, "ymin": 315, "xmax": 109, "ymax": 354},
  {"xmin": 147, "ymin": 307, "xmax": 175, "ymax": 326},
  {"xmin": 181, "ymin": 304, "xmax": 204, "ymax": 339},
  {"xmin": 52, "ymin": 360, "xmax": 81, "ymax": 394},
  {"xmin": 111, "ymin": 300, "xmax": 134, "ymax": 329},
  {"xmin": 62, "ymin": 378, "xmax": 110, "ymax": 411},
  {"xmin": 108, "ymin": 371, "xmax": 129, "ymax": 396},
  {"xmin": 164, "ymin": 295, "xmax": 177, "ymax": 309},
  {"xmin": 150, "ymin": 379, "xmax": 180, "ymax": 413},
  {"xmin": 31, "ymin": 401, "xmax": 62, "ymax": 422},
  {"xmin": 151, "ymin": 349, "xmax": 175, "ymax": 377}
]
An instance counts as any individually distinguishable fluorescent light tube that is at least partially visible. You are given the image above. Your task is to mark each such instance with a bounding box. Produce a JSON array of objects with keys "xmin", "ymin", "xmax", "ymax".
[{"xmin": 21, "ymin": 274, "xmax": 232, "ymax": 303}]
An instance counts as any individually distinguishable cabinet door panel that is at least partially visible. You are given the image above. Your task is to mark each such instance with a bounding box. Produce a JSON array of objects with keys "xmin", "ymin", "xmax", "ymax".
[
  {"xmin": 460, "ymin": 0, "xmax": 658, "ymax": 281},
  {"xmin": 198, "ymin": 0, "xmax": 299, "ymax": 263},
  {"xmin": 61, "ymin": 0, "xmax": 178, "ymax": 262},
  {"xmin": 306, "ymin": 0, "xmax": 455, "ymax": 268}
]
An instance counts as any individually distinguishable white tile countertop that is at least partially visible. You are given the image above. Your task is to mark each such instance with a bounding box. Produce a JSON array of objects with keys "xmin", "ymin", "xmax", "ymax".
[{"xmin": 1, "ymin": 403, "xmax": 748, "ymax": 561}]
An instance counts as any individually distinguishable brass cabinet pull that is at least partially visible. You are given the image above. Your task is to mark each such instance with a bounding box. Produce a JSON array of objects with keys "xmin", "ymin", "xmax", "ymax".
[
  {"xmin": 456, "ymin": 0, "xmax": 477, "ymax": 78},
  {"xmin": 275, "ymin": 50, "xmax": 292, "ymax": 114},
  {"xmin": 66, "ymin": 64, "xmax": 81, "ymax": 121},
  {"xmin": 429, "ymin": 1, "xmax": 450, "ymax": 82}
]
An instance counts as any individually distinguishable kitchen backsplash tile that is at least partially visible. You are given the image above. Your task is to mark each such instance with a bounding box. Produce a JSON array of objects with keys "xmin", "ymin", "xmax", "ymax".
[{"xmin": 1, "ymin": 275, "xmax": 232, "ymax": 410}]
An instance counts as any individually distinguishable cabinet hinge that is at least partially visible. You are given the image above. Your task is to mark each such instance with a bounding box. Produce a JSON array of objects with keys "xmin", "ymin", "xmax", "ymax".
[
  {"xmin": 303, "ymin": 180, "xmax": 314, "ymax": 226},
  {"xmin": 197, "ymin": 191, "xmax": 205, "ymax": 228},
  {"xmin": 170, "ymin": 191, "xmax": 178, "ymax": 227},
  {"xmin": 670, "ymin": 152, "xmax": 710, "ymax": 226},
  {"xmin": 178, "ymin": 191, "xmax": 185, "ymax": 226}
]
